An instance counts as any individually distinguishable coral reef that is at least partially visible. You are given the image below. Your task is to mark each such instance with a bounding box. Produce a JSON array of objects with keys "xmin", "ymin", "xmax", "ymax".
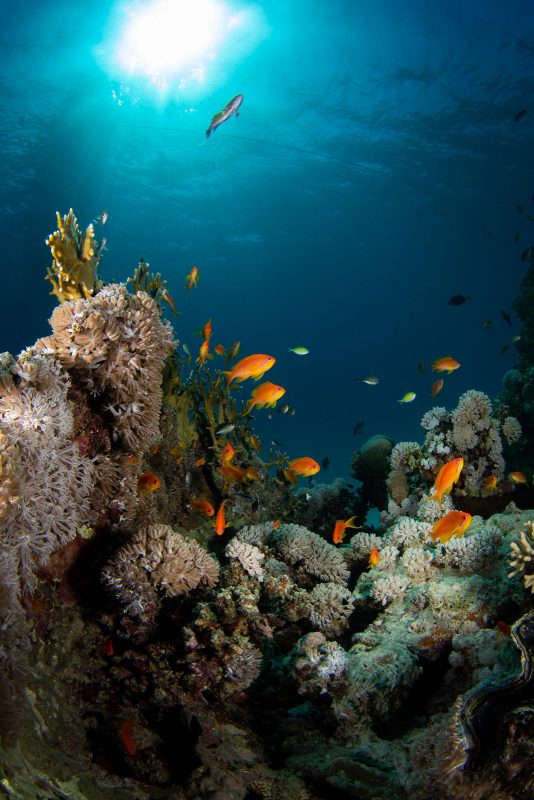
[
  {"xmin": 387, "ymin": 390, "xmax": 525, "ymax": 516},
  {"xmin": 2, "ymin": 211, "xmax": 534, "ymax": 800}
]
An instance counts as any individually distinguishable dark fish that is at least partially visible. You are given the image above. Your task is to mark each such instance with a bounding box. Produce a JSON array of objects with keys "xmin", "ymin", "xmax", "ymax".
[
  {"xmin": 514, "ymin": 108, "xmax": 527, "ymax": 122},
  {"xmin": 322, "ymin": 457, "xmax": 330, "ymax": 471},
  {"xmin": 483, "ymin": 319, "xmax": 492, "ymax": 329},
  {"xmin": 271, "ymin": 439, "xmax": 281, "ymax": 446},
  {"xmin": 517, "ymin": 204, "xmax": 524, "ymax": 215},
  {"xmin": 501, "ymin": 344, "xmax": 510, "ymax": 353},
  {"xmin": 353, "ymin": 420, "xmax": 365, "ymax": 435},
  {"xmin": 448, "ymin": 294, "xmax": 470, "ymax": 306},
  {"xmin": 418, "ymin": 359, "xmax": 425, "ymax": 374},
  {"xmin": 235, "ymin": 493, "xmax": 254, "ymax": 501},
  {"xmin": 287, "ymin": 407, "xmax": 296, "ymax": 416},
  {"xmin": 514, "ymin": 231, "xmax": 521, "ymax": 243},
  {"xmin": 501, "ymin": 310, "xmax": 512, "ymax": 326},
  {"xmin": 251, "ymin": 499, "xmax": 259, "ymax": 513},
  {"xmin": 278, "ymin": 404, "xmax": 290, "ymax": 415},
  {"xmin": 206, "ymin": 94, "xmax": 244, "ymax": 138},
  {"xmin": 521, "ymin": 245, "xmax": 534, "ymax": 262},
  {"xmin": 215, "ymin": 422, "xmax": 236, "ymax": 436}
]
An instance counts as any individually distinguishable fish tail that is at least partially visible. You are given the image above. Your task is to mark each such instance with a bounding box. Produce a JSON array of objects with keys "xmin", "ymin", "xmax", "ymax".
[
  {"xmin": 243, "ymin": 400, "xmax": 255, "ymax": 416},
  {"xmin": 205, "ymin": 128, "xmax": 211, "ymax": 138},
  {"xmin": 345, "ymin": 516, "xmax": 360, "ymax": 529}
]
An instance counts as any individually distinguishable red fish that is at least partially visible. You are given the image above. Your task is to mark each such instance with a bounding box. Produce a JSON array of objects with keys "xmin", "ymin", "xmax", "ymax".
[{"xmin": 206, "ymin": 94, "xmax": 244, "ymax": 138}]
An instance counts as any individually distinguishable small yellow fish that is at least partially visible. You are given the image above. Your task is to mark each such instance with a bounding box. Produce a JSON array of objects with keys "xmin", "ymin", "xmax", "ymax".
[
  {"xmin": 288, "ymin": 346, "xmax": 309, "ymax": 355},
  {"xmin": 398, "ymin": 392, "xmax": 416, "ymax": 403},
  {"xmin": 185, "ymin": 265, "xmax": 199, "ymax": 290},
  {"xmin": 483, "ymin": 475, "xmax": 498, "ymax": 493}
]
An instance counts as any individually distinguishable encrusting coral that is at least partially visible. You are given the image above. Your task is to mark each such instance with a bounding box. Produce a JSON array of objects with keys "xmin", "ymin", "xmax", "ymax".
[
  {"xmin": 37, "ymin": 283, "xmax": 175, "ymax": 450},
  {"xmin": 102, "ymin": 524, "xmax": 220, "ymax": 621}
]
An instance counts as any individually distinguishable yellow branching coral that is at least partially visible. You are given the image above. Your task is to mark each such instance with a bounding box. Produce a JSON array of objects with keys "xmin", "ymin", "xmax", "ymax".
[
  {"xmin": 45, "ymin": 209, "xmax": 103, "ymax": 302},
  {"xmin": 128, "ymin": 258, "xmax": 177, "ymax": 316}
]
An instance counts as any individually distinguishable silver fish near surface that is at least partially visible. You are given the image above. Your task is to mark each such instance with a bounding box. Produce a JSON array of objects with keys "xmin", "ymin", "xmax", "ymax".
[{"xmin": 206, "ymin": 94, "xmax": 244, "ymax": 138}]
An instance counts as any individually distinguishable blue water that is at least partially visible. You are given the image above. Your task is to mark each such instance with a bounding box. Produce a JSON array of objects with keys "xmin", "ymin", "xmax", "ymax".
[{"xmin": 1, "ymin": 0, "xmax": 533, "ymax": 483}]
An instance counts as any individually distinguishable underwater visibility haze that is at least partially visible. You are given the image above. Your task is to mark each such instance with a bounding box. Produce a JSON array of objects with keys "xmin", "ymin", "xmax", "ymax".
[{"xmin": 1, "ymin": 1, "xmax": 534, "ymax": 798}]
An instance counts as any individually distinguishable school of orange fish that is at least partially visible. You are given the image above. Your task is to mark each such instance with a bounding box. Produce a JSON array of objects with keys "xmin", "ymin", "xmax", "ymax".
[{"xmin": 135, "ymin": 263, "xmax": 528, "ymax": 556}]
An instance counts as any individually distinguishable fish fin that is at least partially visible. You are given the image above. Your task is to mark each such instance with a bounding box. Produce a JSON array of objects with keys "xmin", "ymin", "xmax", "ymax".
[
  {"xmin": 235, "ymin": 112, "xmax": 240, "ymax": 117},
  {"xmin": 222, "ymin": 371, "xmax": 234, "ymax": 383},
  {"xmin": 205, "ymin": 128, "xmax": 211, "ymax": 138}
]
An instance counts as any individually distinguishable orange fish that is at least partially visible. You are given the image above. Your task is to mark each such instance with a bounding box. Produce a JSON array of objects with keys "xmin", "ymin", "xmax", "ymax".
[
  {"xmin": 203, "ymin": 319, "xmax": 212, "ymax": 340},
  {"xmin": 427, "ymin": 457, "xmax": 464, "ymax": 509},
  {"xmin": 191, "ymin": 498, "xmax": 215, "ymax": 516},
  {"xmin": 137, "ymin": 473, "xmax": 161, "ymax": 493},
  {"xmin": 287, "ymin": 457, "xmax": 321, "ymax": 477},
  {"xmin": 245, "ymin": 381, "xmax": 286, "ymax": 414},
  {"xmin": 215, "ymin": 500, "xmax": 227, "ymax": 535},
  {"xmin": 185, "ymin": 265, "xmax": 199, "ymax": 290},
  {"xmin": 195, "ymin": 456, "xmax": 206, "ymax": 467},
  {"xmin": 218, "ymin": 464, "xmax": 247, "ymax": 482},
  {"xmin": 223, "ymin": 354, "xmax": 276, "ymax": 385},
  {"xmin": 150, "ymin": 444, "xmax": 160, "ymax": 455},
  {"xmin": 431, "ymin": 379, "xmax": 444, "ymax": 397},
  {"xmin": 244, "ymin": 467, "xmax": 261, "ymax": 481},
  {"xmin": 127, "ymin": 455, "xmax": 138, "ymax": 464},
  {"xmin": 214, "ymin": 344, "xmax": 225, "ymax": 355},
  {"xmin": 220, "ymin": 442, "xmax": 235, "ymax": 465},
  {"xmin": 509, "ymin": 471, "xmax": 528, "ymax": 485},
  {"xmin": 368, "ymin": 547, "xmax": 381, "ymax": 567},
  {"xmin": 332, "ymin": 515, "xmax": 360, "ymax": 544},
  {"xmin": 197, "ymin": 338, "xmax": 213, "ymax": 364},
  {"xmin": 431, "ymin": 510, "xmax": 472, "ymax": 543},
  {"xmin": 483, "ymin": 475, "xmax": 498, "ymax": 493},
  {"xmin": 272, "ymin": 519, "xmax": 281, "ymax": 530},
  {"xmin": 431, "ymin": 356, "xmax": 461, "ymax": 373}
]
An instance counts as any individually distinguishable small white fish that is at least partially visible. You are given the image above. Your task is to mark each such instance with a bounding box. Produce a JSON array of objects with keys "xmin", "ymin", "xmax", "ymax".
[
  {"xmin": 206, "ymin": 94, "xmax": 243, "ymax": 138},
  {"xmin": 288, "ymin": 347, "xmax": 309, "ymax": 355},
  {"xmin": 356, "ymin": 375, "xmax": 379, "ymax": 385}
]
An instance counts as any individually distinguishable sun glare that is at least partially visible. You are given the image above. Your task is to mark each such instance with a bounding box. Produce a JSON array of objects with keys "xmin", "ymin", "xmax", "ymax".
[{"xmin": 105, "ymin": 0, "xmax": 266, "ymax": 100}]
